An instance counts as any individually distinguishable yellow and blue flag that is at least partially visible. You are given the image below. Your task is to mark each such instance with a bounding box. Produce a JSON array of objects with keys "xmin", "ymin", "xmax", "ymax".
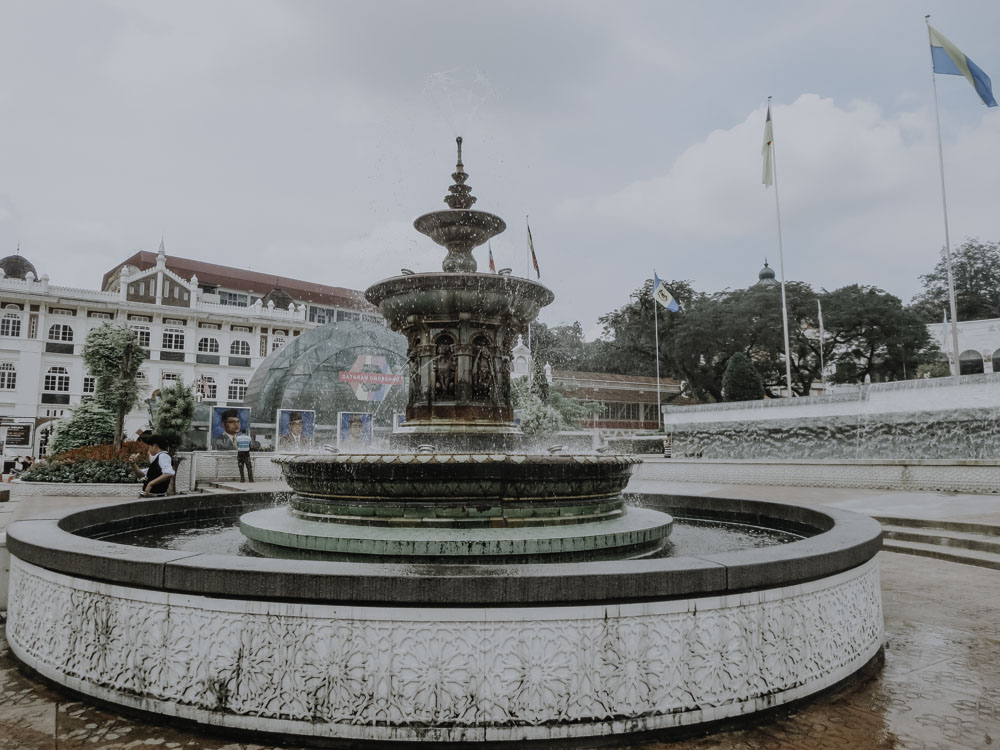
[
  {"xmin": 928, "ymin": 25, "xmax": 997, "ymax": 107},
  {"xmin": 653, "ymin": 273, "xmax": 679, "ymax": 312}
]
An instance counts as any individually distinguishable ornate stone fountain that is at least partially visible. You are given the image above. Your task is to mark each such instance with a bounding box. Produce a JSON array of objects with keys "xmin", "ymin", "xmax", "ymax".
[
  {"xmin": 4, "ymin": 138, "xmax": 884, "ymax": 747},
  {"xmin": 244, "ymin": 138, "xmax": 670, "ymax": 562}
]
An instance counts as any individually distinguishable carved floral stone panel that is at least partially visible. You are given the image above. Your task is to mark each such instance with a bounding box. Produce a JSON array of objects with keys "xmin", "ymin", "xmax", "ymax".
[{"xmin": 6, "ymin": 557, "xmax": 883, "ymax": 741}]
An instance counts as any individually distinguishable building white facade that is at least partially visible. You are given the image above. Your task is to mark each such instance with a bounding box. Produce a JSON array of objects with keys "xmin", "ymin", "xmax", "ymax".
[
  {"xmin": 0, "ymin": 245, "xmax": 374, "ymax": 461},
  {"xmin": 926, "ymin": 317, "xmax": 1000, "ymax": 374}
]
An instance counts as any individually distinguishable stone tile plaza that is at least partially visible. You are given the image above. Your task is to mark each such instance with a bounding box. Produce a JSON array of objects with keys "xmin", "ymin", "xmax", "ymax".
[{"xmin": 2, "ymin": 5, "xmax": 1000, "ymax": 748}]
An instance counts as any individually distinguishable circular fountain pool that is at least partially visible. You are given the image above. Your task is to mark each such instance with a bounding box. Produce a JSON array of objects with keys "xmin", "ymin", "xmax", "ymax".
[{"xmin": 5, "ymin": 490, "xmax": 883, "ymax": 746}]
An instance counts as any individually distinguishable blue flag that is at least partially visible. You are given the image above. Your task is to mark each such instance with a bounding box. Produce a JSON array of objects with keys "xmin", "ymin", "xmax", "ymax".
[
  {"xmin": 653, "ymin": 273, "xmax": 679, "ymax": 312},
  {"xmin": 929, "ymin": 24, "xmax": 997, "ymax": 107}
]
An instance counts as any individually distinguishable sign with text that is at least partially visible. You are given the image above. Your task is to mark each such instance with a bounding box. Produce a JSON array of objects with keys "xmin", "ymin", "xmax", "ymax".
[{"xmin": 339, "ymin": 354, "xmax": 404, "ymax": 402}]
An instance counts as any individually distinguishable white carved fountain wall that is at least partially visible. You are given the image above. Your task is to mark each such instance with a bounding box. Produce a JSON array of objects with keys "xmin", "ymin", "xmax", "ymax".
[{"xmin": 7, "ymin": 556, "xmax": 883, "ymax": 742}]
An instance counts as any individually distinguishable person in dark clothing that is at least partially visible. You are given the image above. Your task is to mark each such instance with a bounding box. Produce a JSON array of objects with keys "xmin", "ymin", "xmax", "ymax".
[{"xmin": 129, "ymin": 434, "xmax": 175, "ymax": 497}]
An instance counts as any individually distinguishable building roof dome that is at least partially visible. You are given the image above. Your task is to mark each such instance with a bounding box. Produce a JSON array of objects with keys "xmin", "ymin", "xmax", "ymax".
[
  {"xmin": 0, "ymin": 253, "xmax": 38, "ymax": 280},
  {"xmin": 756, "ymin": 259, "xmax": 778, "ymax": 287},
  {"xmin": 261, "ymin": 287, "xmax": 294, "ymax": 310}
]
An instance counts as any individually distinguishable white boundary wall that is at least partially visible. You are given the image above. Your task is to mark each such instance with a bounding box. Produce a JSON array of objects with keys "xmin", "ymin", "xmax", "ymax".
[{"xmin": 635, "ymin": 457, "xmax": 1000, "ymax": 494}]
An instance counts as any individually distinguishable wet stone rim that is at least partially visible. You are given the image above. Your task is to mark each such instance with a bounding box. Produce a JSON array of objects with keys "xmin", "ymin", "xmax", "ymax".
[
  {"xmin": 271, "ymin": 453, "xmax": 644, "ymax": 465},
  {"xmin": 4, "ymin": 492, "xmax": 883, "ymax": 605}
]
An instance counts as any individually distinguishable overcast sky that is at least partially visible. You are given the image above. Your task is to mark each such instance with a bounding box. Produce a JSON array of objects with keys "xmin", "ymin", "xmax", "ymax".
[{"xmin": 2, "ymin": 1, "xmax": 999, "ymax": 336}]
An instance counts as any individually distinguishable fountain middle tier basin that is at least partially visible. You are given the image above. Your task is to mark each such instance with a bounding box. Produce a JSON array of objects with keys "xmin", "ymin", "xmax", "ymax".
[
  {"xmin": 264, "ymin": 452, "xmax": 661, "ymax": 561},
  {"xmin": 273, "ymin": 451, "xmax": 642, "ymax": 502},
  {"xmin": 364, "ymin": 271, "xmax": 554, "ymax": 326}
]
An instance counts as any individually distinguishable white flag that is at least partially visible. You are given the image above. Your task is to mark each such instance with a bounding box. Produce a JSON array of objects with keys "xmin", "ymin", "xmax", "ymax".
[{"xmin": 761, "ymin": 104, "xmax": 774, "ymax": 187}]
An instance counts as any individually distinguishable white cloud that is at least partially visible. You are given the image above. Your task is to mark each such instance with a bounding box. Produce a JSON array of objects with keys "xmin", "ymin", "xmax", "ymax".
[{"xmin": 559, "ymin": 94, "xmax": 1000, "ymax": 306}]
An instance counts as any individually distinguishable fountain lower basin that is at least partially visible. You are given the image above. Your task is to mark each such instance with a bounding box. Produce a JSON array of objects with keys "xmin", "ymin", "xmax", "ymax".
[{"xmin": 5, "ymin": 491, "xmax": 883, "ymax": 745}]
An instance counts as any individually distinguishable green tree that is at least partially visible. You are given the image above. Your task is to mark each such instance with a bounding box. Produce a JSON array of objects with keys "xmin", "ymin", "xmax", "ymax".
[
  {"xmin": 911, "ymin": 239, "xmax": 1000, "ymax": 322},
  {"xmin": 152, "ymin": 381, "xmax": 195, "ymax": 452},
  {"xmin": 83, "ymin": 324, "xmax": 145, "ymax": 449},
  {"xmin": 668, "ymin": 281, "xmax": 822, "ymax": 400},
  {"xmin": 50, "ymin": 399, "xmax": 116, "ymax": 455},
  {"xmin": 511, "ymin": 377, "xmax": 588, "ymax": 434},
  {"xmin": 595, "ymin": 278, "xmax": 698, "ymax": 378},
  {"xmin": 721, "ymin": 352, "xmax": 765, "ymax": 401},
  {"xmin": 528, "ymin": 322, "xmax": 595, "ymax": 371},
  {"xmin": 530, "ymin": 357, "xmax": 550, "ymax": 401},
  {"xmin": 822, "ymin": 285, "xmax": 937, "ymax": 383}
]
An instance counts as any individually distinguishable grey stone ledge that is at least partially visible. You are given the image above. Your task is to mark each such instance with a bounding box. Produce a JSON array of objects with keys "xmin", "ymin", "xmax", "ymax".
[{"xmin": 4, "ymin": 491, "xmax": 881, "ymax": 606}]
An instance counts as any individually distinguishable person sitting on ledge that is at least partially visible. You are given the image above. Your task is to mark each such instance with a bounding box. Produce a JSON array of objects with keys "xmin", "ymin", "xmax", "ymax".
[{"xmin": 129, "ymin": 434, "xmax": 175, "ymax": 497}]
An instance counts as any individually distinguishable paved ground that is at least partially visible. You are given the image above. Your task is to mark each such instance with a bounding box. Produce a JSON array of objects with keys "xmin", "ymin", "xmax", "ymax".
[{"xmin": 1, "ymin": 482, "xmax": 998, "ymax": 749}]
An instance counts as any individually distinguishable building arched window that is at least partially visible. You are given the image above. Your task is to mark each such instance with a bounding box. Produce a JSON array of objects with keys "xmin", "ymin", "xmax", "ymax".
[
  {"xmin": 959, "ymin": 349, "xmax": 985, "ymax": 375},
  {"xmin": 1, "ymin": 310, "xmax": 21, "ymax": 338},
  {"xmin": 47, "ymin": 324, "xmax": 74, "ymax": 342},
  {"xmin": 271, "ymin": 335, "xmax": 287, "ymax": 352},
  {"xmin": 43, "ymin": 366, "xmax": 70, "ymax": 392},
  {"xmin": 0, "ymin": 362, "xmax": 15, "ymax": 390},
  {"xmin": 197, "ymin": 337, "xmax": 220, "ymax": 353},
  {"xmin": 230, "ymin": 339, "xmax": 251, "ymax": 356},
  {"xmin": 228, "ymin": 377, "xmax": 247, "ymax": 402}
]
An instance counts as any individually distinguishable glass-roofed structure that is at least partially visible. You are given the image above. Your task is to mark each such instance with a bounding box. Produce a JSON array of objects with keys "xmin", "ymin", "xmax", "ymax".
[{"xmin": 242, "ymin": 320, "xmax": 407, "ymax": 443}]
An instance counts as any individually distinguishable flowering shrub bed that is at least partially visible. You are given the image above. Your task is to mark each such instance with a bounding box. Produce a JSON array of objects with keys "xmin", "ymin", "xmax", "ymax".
[
  {"xmin": 20, "ymin": 441, "xmax": 148, "ymax": 484},
  {"xmin": 20, "ymin": 459, "xmax": 138, "ymax": 484}
]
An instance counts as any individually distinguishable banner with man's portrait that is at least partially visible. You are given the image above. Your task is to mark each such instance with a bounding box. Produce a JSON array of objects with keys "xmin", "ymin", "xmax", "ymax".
[
  {"xmin": 337, "ymin": 411, "xmax": 372, "ymax": 452},
  {"xmin": 210, "ymin": 407, "xmax": 251, "ymax": 450},
  {"xmin": 276, "ymin": 409, "xmax": 316, "ymax": 452}
]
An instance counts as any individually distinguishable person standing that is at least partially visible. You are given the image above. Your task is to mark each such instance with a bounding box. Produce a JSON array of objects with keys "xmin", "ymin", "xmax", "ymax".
[{"xmin": 236, "ymin": 430, "xmax": 254, "ymax": 482}]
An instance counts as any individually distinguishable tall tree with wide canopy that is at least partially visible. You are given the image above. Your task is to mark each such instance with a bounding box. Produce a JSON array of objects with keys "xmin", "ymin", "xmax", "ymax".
[
  {"xmin": 911, "ymin": 239, "xmax": 1000, "ymax": 322},
  {"xmin": 821, "ymin": 285, "xmax": 937, "ymax": 383}
]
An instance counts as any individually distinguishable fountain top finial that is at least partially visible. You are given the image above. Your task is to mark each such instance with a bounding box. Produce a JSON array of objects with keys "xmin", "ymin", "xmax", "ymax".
[{"xmin": 444, "ymin": 135, "xmax": 477, "ymax": 210}]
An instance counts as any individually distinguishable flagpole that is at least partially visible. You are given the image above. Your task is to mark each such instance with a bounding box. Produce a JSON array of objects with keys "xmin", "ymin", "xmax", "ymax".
[
  {"xmin": 925, "ymin": 15, "xmax": 962, "ymax": 379},
  {"xmin": 653, "ymin": 280, "xmax": 662, "ymax": 430},
  {"xmin": 767, "ymin": 97, "xmax": 795, "ymax": 397},
  {"xmin": 526, "ymin": 215, "xmax": 532, "ymax": 387},
  {"xmin": 817, "ymin": 298, "xmax": 825, "ymax": 392}
]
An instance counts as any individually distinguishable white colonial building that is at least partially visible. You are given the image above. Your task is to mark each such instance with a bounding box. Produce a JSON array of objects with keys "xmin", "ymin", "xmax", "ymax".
[
  {"xmin": 0, "ymin": 243, "xmax": 375, "ymax": 463},
  {"xmin": 926, "ymin": 317, "xmax": 1000, "ymax": 374}
]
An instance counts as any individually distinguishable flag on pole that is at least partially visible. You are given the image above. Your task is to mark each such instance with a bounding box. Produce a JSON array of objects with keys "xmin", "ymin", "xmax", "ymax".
[
  {"xmin": 652, "ymin": 273, "xmax": 680, "ymax": 312},
  {"xmin": 761, "ymin": 104, "xmax": 774, "ymax": 186},
  {"xmin": 817, "ymin": 299, "xmax": 824, "ymax": 341},
  {"xmin": 928, "ymin": 24, "xmax": 997, "ymax": 107},
  {"xmin": 488, "ymin": 243, "xmax": 497, "ymax": 273},
  {"xmin": 527, "ymin": 220, "xmax": 540, "ymax": 278}
]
